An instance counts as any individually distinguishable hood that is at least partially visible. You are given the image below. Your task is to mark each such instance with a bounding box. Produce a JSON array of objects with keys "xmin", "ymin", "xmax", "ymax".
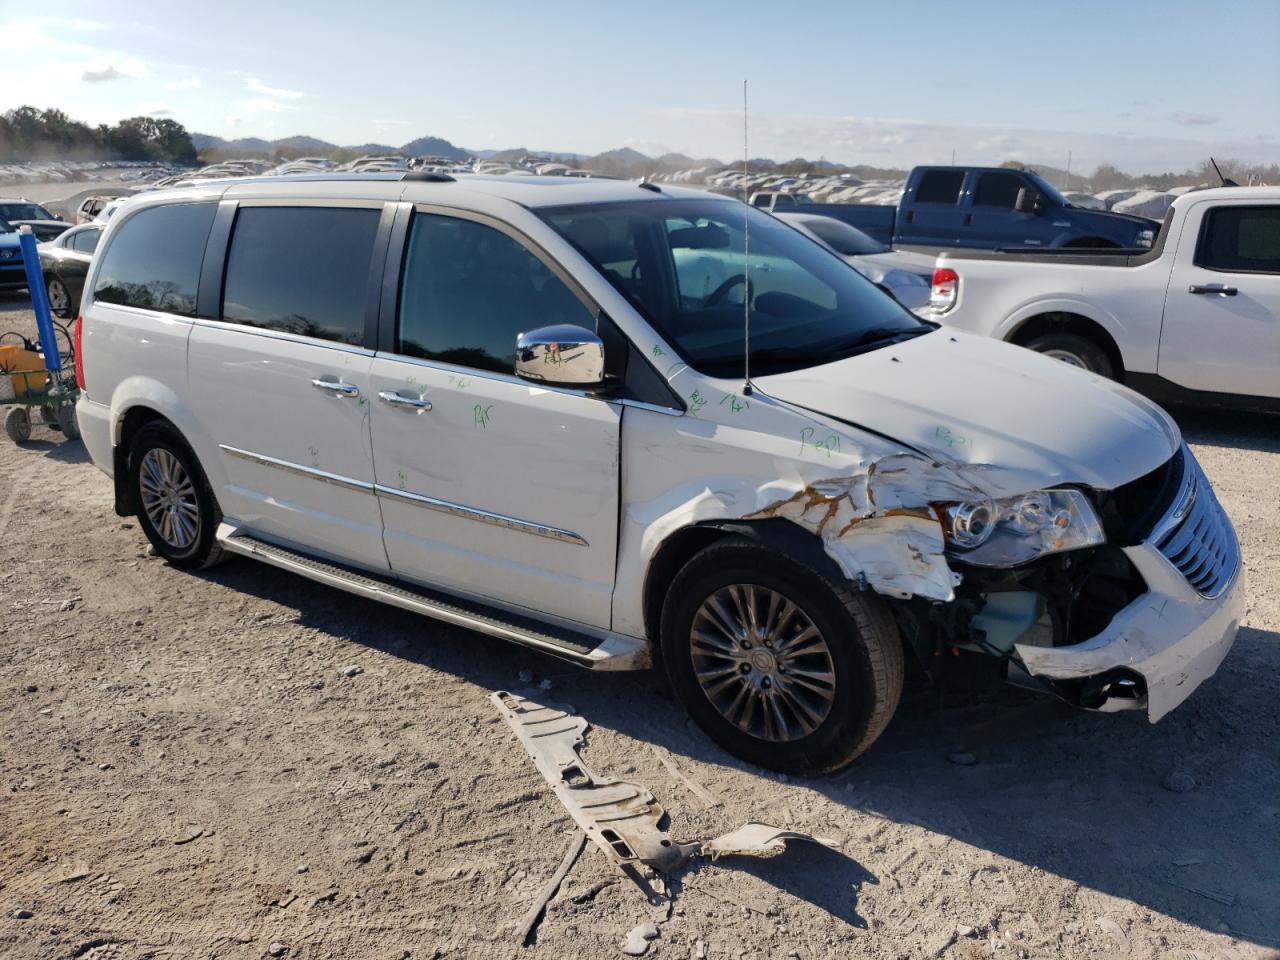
[
  {"xmin": 8, "ymin": 219, "xmax": 68, "ymax": 240},
  {"xmin": 1073, "ymin": 207, "xmax": 1159, "ymax": 236},
  {"xmin": 855, "ymin": 248, "xmax": 937, "ymax": 276},
  {"xmin": 847, "ymin": 260, "xmax": 931, "ymax": 311},
  {"xmin": 755, "ymin": 330, "xmax": 1180, "ymax": 495}
]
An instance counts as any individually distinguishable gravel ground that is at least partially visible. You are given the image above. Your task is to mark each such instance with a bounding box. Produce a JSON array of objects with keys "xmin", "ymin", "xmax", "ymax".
[{"xmin": 1, "ymin": 291, "xmax": 1277, "ymax": 960}]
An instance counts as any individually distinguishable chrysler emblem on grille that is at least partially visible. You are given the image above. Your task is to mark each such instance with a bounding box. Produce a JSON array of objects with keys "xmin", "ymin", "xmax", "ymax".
[{"xmin": 0, "ymin": 250, "xmax": 14, "ymax": 260}]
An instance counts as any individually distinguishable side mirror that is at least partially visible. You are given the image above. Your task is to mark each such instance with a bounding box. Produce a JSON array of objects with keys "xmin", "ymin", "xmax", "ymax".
[
  {"xmin": 1014, "ymin": 187, "xmax": 1042, "ymax": 214},
  {"xmin": 514, "ymin": 324, "xmax": 605, "ymax": 389}
]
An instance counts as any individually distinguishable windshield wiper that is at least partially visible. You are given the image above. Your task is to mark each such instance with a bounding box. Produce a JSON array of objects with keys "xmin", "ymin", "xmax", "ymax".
[{"xmin": 836, "ymin": 325, "xmax": 931, "ymax": 353}]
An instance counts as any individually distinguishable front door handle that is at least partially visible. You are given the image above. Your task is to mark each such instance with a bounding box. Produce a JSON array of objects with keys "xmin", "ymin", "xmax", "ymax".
[
  {"xmin": 378, "ymin": 391, "xmax": 432, "ymax": 413},
  {"xmin": 311, "ymin": 378, "xmax": 361, "ymax": 398},
  {"xmin": 1188, "ymin": 284, "xmax": 1238, "ymax": 296}
]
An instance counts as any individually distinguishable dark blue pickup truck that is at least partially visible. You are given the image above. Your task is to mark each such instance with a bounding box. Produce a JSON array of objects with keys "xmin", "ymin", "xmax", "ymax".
[{"xmin": 754, "ymin": 166, "xmax": 1160, "ymax": 251}]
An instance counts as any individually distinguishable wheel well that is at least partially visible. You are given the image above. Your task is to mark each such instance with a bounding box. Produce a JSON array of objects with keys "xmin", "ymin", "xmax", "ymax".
[
  {"xmin": 641, "ymin": 518, "xmax": 850, "ymax": 647},
  {"xmin": 1007, "ymin": 311, "xmax": 1124, "ymax": 377},
  {"xmin": 112, "ymin": 406, "xmax": 172, "ymax": 516}
]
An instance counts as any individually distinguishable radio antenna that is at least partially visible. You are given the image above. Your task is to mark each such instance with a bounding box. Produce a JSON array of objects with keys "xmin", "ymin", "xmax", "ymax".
[{"xmin": 741, "ymin": 79, "xmax": 753, "ymax": 396}]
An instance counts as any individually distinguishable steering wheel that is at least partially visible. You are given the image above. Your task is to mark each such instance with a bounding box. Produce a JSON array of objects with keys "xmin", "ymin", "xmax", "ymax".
[{"xmin": 704, "ymin": 274, "xmax": 753, "ymax": 307}]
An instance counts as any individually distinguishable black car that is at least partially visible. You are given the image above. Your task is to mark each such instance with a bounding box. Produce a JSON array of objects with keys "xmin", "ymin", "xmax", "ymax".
[
  {"xmin": 0, "ymin": 199, "xmax": 71, "ymax": 241},
  {"xmin": 38, "ymin": 223, "xmax": 102, "ymax": 318}
]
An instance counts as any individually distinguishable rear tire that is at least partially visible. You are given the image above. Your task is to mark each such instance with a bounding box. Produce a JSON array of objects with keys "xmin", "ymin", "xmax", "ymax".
[
  {"xmin": 659, "ymin": 537, "xmax": 904, "ymax": 775},
  {"xmin": 56, "ymin": 404, "xmax": 80, "ymax": 441},
  {"xmin": 4, "ymin": 407, "xmax": 31, "ymax": 444},
  {"xmin": 46, "ymin": 276, "xmax": 71, "ymax": 319},
  {"xmin": 1024, "ymin": 332, "xmax": 1115, "ymax": 379},
  {"xmin": 128, "ymin": 422, "xmax": 226, "ymax": 569}
]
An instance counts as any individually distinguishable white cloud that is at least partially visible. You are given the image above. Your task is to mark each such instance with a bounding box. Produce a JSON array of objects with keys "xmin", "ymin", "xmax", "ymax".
[
  {"xmin": 245, "ymin": 77, "xmax": 303, "ymax": 101},
  {"xmin": 139, "ymin": 102, "xmax": 175, "ymax": 117},
  {"xmin": 82, "ymin": 65, "xmax": 127, "ymax": 83},
  {"xmin": 231, "ymin": 77, "xmax": 305, "ymax": 120},
  {"xmin": 1170, "ymin": 111, "xmax": 1220, "ymax": 127},
  {"xmin": 238, "ymin": 97, "xmax": 297, "ymax": 114},
  {"xmin": 74, "ymin": 53, "xmax": 150, "ymax": 84},
  {"xmin": 167, "ymin": 77, "xmax": 202, "ymax": 90},
  {"xmin": 647, "ymin": 106, "xmax": 1276, "ymax": 172},
  {"xmin": 226, "ymin": 115, "xmax": 242, "ymax": 128}
]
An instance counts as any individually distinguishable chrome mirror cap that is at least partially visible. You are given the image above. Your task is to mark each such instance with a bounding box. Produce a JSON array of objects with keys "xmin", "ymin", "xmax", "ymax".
[{"xmin": 515, "ymin": 324, "xmax": 605, "ymax": 388}]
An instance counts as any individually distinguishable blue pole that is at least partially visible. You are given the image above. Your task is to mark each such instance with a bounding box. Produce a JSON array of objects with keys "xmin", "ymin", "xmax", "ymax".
[{"xmin": 18, "ymin": 229, "xmax": 62, "ymax": 373}]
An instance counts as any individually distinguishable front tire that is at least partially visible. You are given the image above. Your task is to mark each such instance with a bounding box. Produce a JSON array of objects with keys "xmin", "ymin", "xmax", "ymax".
[
  {"xmin": 660, "ymin": 537, "xmax": 904, "ymax": 775},
  {"xmin": 128, "ymin": 422, "xmax": 226, "ymax": 569},
  {"xmin": 1024, "ymin": 332, "xmax": 1115, "ymax": 379}
]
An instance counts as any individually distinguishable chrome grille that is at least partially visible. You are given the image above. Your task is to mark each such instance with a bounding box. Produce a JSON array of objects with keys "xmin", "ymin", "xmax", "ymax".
[{"xmin": 1151, "ymin": 450, "xmax": 1239, "ymax": 599}]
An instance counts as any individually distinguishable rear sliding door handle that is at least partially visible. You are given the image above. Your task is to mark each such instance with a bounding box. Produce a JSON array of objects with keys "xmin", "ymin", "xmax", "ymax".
[
  {"xmin": 311, "ymin": 378, "xmax": 361, "ymax": 398},
  {"xmin": 1188, "ymin": 284, "xmax": 1238, "ymax": 296},
  {"xmin": 378, "ymin": 391, "xmax": 432, "ymax": 413}
]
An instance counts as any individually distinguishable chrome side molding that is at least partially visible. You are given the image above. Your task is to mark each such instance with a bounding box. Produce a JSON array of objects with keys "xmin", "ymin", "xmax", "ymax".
[
  {"xmin": 374, "ymin": 483, "xmax": 587, "ymax": 546},
  {"xmin": 218, "ymin": 444, "xmax": 587, "ymax": 546}
]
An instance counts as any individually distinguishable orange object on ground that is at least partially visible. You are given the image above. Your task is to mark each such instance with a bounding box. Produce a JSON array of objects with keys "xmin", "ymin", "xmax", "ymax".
[{"xmin": 0, "ymin": 344, "xmax": 48, "ymax": 398}]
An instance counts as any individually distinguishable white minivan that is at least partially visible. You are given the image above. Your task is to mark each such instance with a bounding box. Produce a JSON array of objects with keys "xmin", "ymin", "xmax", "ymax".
[{"xmin": 74, "ymin": 173, "xmax": 1243, "ymax": 773}]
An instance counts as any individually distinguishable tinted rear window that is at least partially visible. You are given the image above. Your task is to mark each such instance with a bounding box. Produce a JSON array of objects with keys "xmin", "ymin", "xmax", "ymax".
[
  {"xmin": 72, "ymin": 228, "xmax": 101, "ymax": 253},
  {"xmin": 93, "ymin": 202, "xmax": 216, "ymax": 315},
  {"xmin": 1197, "ymin": 206, "xmax": 1280, "ymax": 274},
  {"xmin": 914, "ymin": 170, "xmax": 965, "ymax": 205},
  {"xmin": 221, "ymin": 206, "xmax": 381, "ymax": 345}
]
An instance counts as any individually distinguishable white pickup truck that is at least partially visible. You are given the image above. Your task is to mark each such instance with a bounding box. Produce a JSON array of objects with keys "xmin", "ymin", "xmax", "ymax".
[{"xmin": 929, "ymin": 186, "xmax": 1280, "ymax": 410}]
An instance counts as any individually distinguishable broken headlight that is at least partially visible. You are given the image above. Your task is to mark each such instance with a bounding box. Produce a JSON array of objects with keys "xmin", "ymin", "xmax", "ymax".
[{"xmin": 942, "ymin": 489, "xmax": 1105, "ymax": 567}]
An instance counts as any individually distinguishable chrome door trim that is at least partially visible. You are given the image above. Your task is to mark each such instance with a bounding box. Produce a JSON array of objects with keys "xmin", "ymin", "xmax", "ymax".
[
  {"xmin": 218, "ymin": 444, "xmax": 375, "ymax": 494},
  {"xmin": 311, "ymin": 378, "xmax": 361, "ymax": 398},
  {"xmin": 218, "ymin": 444, "xmax": 588, "ymax": 546},
  {"xmin": 373, "ymin": 483, "xmax": 588, "ymax": 546},
  {"xmin": 377, "ymin": 390, "xmax": 432, "ymax": 411}
]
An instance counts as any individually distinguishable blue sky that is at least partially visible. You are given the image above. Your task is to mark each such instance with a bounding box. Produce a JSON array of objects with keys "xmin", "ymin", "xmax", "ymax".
[{"xmin": 5, "ymin": 0, "xmax": 1278, "ymax": 171}]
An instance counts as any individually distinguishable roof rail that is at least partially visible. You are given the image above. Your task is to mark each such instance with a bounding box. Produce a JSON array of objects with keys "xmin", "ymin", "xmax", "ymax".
[{"xmin": 402, "ymin": 171, "xmax": 457, "ymax": 183}]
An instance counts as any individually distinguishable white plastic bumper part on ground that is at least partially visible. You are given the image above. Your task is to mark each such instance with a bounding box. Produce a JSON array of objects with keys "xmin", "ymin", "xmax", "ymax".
[{"xmin": 1016, "ymin": 543, "xmax": 1244, "ymax": 721}]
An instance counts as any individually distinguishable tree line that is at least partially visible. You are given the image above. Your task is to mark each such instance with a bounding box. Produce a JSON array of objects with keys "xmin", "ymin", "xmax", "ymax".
[{"xmin": 0, "ymin": 106, "xmax": 197, "ymax": 164}]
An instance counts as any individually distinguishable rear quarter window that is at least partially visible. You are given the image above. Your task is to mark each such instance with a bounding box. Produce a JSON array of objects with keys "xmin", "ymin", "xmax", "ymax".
[
  {"xmin": 1196, "ymin": 205, "xmax": 1280, "ymax": 274},
  {"xmin": 93, "ymin": 202, "xmax": 216, "ymax": 315}
]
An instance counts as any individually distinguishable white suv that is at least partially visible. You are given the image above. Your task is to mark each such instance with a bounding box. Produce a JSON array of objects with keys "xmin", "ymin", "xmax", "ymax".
[{"xmin": 74, "ymin": 173, "xmax": 1244, "ymax": 773}]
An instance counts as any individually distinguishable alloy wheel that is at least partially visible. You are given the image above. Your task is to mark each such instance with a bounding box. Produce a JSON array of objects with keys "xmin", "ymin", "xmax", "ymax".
[
  {"xmin": 690, "ymin": 584, "xmax": 836, "ymax": 742},
  {"xmin": 47, "ymin": 278, "xmax": 69, "ymax": 317},
  {"xmin": 1041, "ymin": 348, "xmax": 1087, "ymax": 369},
  {"xmin": 139, "ymin": 448, "xmax": 200, "ymax": 550}
]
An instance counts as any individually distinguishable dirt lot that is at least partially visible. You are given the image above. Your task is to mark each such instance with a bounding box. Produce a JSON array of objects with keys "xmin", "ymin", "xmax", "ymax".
[{"xmin": 1, "ymin": 290, "xmax": 1277, "ymax": 960}]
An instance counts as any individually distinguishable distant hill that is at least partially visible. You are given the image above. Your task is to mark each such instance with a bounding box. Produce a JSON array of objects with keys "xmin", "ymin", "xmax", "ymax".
[
  {"xmin": 193, "ymin": 131, "xmax": 470, "ymax": 162},
  {"xmin": 191, "ymin": 134, "xmax": 278, "ymax": 155},
  {"xmin": 400, "ymin": 136, "xmax": 470, "ymax": 161}
]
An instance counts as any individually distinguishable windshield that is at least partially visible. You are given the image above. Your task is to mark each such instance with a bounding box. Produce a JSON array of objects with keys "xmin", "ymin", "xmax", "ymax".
[
  {"xmin": 0, "ymin": 219, "xmax": 12, "ymax": 234},
  {"xmin": 797, "ymin": 216, "xmax": 889, "ymax": 256},
  {"xmin": 539, "ymin": 197, "xmax": 927, "ymax": 376},
  {"xmin": 1025, "ymin": 172, "xmax": 1066, "ymax": 207},
  {"xmin": 0, "ymin": 202, "xmax": 53, "ymax": 221}
]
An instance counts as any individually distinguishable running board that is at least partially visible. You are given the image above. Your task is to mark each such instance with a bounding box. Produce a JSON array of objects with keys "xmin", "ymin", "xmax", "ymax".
[{"xmin": 216, "ymin": 524, "xmax": 648, "ymax": 671}]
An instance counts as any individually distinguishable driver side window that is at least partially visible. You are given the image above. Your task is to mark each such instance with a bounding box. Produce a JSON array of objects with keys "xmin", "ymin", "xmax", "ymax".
[{"xmin": 397, "ymin": 213, "xmax": 596, "ymax": 375}]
